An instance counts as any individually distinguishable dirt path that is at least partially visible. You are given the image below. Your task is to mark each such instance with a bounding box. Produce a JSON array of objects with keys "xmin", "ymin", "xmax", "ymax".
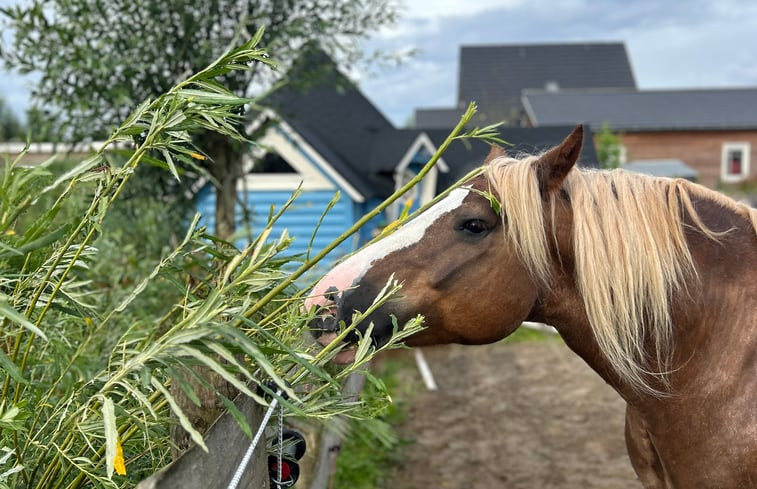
[{"xmin": 384, "ymin": 340, "xmax": 642, "ymax": 489}]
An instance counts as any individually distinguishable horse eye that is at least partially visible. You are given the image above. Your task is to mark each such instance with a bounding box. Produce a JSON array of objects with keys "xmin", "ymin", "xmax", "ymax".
[{"xmin": 460, "ymin": 219, "xmax": 490, "ymax": 235}]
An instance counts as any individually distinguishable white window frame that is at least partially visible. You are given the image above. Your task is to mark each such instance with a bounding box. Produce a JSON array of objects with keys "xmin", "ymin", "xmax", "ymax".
[
  {"xmin": 617, "ymin": 144, "xmax": 628, "ymax": 166},
  {"xmin": 721, "ymin": 142, "xmax": 751, "ymax": 183}
]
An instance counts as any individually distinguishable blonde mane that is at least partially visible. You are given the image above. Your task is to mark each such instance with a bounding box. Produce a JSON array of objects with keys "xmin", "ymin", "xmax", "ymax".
[{"xmin": 486, "ymin": 156, "xmax": 757, "ymax": 394}]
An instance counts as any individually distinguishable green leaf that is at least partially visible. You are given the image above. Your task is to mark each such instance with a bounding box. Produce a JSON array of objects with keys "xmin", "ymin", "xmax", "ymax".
[
  {"xmin": 0, "ymin": 350, "xmax": 27, "ymax": 385},
  {"xmin": 175, "ymin": 89, "xmax": 253, "ymax": 105},
  {"xmin": 215, "ymin": 324, "xmax": 298, "ymax": 401},
  {"xmin": 162, "ymin": 111, "xmax": 187, "ymax": 130},
  {"xmin": 41, "ymin": 153, "xmax": 103, "ymax": 194},
  {"xmin": 219, "ymin": 394, "xmax": 253, "ymax": 440},
  {"xmin": 121, "ymin": 98, "xmax": 152, "ymax": 126},
  {"xmin": 0, "ymin": 400, "xmax": 30, "ymax": 432},
  {"xmin": 151, "ymin": 376, "xmax": 208, "ymax": 452},
  {"xmin": 11, "ymin": 225, "xmax": 68, "ymax": 255},
  {"xmin": 116, "ymin": 380, "xmax": 159, "ymax": 420},
  {"xmin": 177, "ymin": 345, "xmax": 256, "ymax": 398},
  {"xmin": 160, "ymin": 149, "xmax": 180, "ymax": 182},
  {"xmin": 0, "ymin": 298, "xmax": 47, "ymax": 341},
  {"xmin": 102, "ymin": 396, "xmax": 118, "ymax": 479},
  {"xmin": 165, "ymin": 367, "xmax": 203, "ymax": 408},
  {"xmin": 353, "ymin": 323, "xmax": 374, "ymax": 364},
  {"xmin": 206, "ymin": 342, "xmax": 254, "ymax": 382},
  {"xmin": 469, "ymin": 188, "xmax": 502, "ymax": 215}
]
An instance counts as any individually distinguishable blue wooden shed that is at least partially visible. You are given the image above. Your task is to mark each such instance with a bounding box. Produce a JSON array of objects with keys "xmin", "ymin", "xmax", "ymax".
[{"xmin": 196, "ymin": 51, "xmax": 600, "ymax": 267}]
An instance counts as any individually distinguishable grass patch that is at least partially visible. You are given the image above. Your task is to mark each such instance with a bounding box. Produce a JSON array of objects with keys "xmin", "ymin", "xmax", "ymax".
[
  {"xmin": 502, "ymin": 324, "xmax": 561, "ymax": 344},
  {"xmin": 332, "ymin": 354, "xmax": 418, "ymax": 489}
]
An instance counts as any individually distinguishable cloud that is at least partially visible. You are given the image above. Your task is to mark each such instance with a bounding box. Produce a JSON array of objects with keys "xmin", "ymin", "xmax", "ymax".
[
  {"xmin": 360, "ymin": 0, "xmax": 757, "ymax": 124},
  {"xmin": 2, "ymin": 0, "xmax": 756, "ymax": 126},
  {"xmin": 401, "ymin": 0, "xmax": 526, "ymax": 20}
]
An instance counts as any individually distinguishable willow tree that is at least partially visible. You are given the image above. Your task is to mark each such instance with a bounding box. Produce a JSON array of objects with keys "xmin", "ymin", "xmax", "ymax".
[{"xmin": 1, "ymin": 0, "xmax": 399, "ymax": 238}]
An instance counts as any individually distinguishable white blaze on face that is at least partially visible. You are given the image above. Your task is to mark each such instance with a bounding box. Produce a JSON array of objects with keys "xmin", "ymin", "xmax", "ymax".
[{"xmin": 305, "ymin": 188, "xmax": 470, "ymax": 311}]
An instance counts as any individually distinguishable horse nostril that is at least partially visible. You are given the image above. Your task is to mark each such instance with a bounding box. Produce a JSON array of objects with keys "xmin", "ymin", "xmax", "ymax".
[{"xmin": 324, "ymin": 286, "xmax": 340, "ymax": 303}]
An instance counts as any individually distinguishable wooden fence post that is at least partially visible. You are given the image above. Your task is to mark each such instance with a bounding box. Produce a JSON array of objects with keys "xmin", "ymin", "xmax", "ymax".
[{"xmin": 137, "ymin": 394, "xmax": 269, "ymax": 489}]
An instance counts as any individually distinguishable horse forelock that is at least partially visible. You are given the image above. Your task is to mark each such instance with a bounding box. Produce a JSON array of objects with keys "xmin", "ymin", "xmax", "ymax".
[
  {"xmin": 484, "ymin": 155, "xmax": 553, "ymax": 289},
  {"xmin": 485, "ymin": 155, "xmax": 754, "ymax": 395}
]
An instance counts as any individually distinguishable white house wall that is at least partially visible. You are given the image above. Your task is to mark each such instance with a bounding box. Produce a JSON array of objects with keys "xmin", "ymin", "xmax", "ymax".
[
  {"xmin": 240, "ymin": 127, "xmax": 334, "ymax": 191},
  {"xmin": 242, "ymin": 120, "xmax": 365, "ymax": 202}
]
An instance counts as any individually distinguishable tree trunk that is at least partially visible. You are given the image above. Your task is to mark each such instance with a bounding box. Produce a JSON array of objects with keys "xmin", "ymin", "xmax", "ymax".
[
  {"xmin": 206, "ymin": 136, "xmax": 245, "ymax": 239},
  {"xmin": 214, "ymin": 156, "xmax": 239, "ymax": 239}
]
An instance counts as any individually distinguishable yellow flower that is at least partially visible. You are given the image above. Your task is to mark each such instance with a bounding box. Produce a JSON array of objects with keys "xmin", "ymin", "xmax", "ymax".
[{"xmin": 114, "ymin": 440, "xmax": 126, "ymax": 476}]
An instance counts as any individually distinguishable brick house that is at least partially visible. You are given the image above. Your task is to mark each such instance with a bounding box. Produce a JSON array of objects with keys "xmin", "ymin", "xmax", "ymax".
[
  {"xmin": 411, "ymin": 41, "xmax": 757, "ymax": 195},
  {"xmin": 522, "ymin": 88, "xmax": 757, "ymax": 188}
]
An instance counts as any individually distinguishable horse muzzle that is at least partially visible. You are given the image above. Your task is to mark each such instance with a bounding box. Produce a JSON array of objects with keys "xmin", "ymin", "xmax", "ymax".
[
  {"xmin": 310, "ymin": 317, "xmax": 362, "ymax": 364},
  {"xmin": 306, "ymin": 283, "xmax": 397, "ymax": 364},
  {"xmin": 306, "ymin": 286, "xmax": 361, "ymax": 364}
]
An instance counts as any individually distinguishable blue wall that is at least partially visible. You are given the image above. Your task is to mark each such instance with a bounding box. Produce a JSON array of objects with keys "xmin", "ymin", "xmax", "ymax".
[
  {"xmin": 194, "ymin": 123, "xmax": 393, "ymax": 272},
  {"xmin": 196, "ymin": 186, "xmax": 377, "ymax": 270}
]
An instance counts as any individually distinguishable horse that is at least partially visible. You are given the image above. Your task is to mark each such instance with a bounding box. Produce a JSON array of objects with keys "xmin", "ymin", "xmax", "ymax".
[{"xmin": 304, "ymin": 125, "xmax": 757, "ymax": 488}]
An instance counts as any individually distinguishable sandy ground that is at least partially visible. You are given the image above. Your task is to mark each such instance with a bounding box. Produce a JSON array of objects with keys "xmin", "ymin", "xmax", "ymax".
[{"xmin": 383, "ymin": 340, "xmax": 643, "ymax": 489}]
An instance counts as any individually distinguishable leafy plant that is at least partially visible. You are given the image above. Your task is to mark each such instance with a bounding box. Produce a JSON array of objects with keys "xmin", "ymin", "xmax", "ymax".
[
  {"xmin": 332, "ymin": 356, "xmax": 417, "ymax": 489},
  {"xmin": 595, "ymin": 122, "xmax": 623, "ymax": 170},
  {"xmin": 0, "ymin": 30, "xmax": 425, "ymax": 488},
  {"xmin": 1, "ymin": 0, "xmax": 402, "ymax": 237},
  {"xmin": 1, "ymin": 21, "xmax": 504, "ymax": 487}
]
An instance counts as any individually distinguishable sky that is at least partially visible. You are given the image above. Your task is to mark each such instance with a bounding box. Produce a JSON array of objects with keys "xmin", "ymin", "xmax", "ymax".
[
  {"xmin": 2, "ymin": 0, "xmax": 757, "ymax": 126},
  {"xmin": 359, "ymin": 0, "xmax": 757, "ymax": 125}
]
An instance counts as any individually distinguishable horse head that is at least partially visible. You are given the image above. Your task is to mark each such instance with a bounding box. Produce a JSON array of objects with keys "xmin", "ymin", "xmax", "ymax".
[{"xmin": 305, "ymin": 126, "xmax": 583, "ymax": 363}]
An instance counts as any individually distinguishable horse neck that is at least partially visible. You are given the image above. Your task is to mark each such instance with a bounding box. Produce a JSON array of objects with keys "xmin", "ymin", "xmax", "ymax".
[
  {"xmin": 526, "ymin": 198, "xmax": 633, "ymax": 396},
  {"xmin": 529, "ymin": 192, "xmax": 757, "ymax": 404},
  {"xmin": 668, "ymin": 195, "xmax": 757, "ymax": 388},
  {"xmin": 528, "ymin": 262, "xmax": 637, "ymax": 398}
]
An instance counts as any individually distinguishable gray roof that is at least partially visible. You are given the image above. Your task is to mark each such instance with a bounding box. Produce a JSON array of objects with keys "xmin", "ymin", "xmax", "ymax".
[
  {"xmin": 414, "ymin": 108, "xmax": 465, "ymax": 129},
  {"xmin": 458, "ymin": 42, "xmax": 636, "ymax": 122},
  {"xmin": 425, "ymin": 125, "xmax": 600, "ymax": 190},
  {"xmin": 622, "ymin": 159, "xmax": 698, "ymax": 180},
  {"xmin": 265, "ymin": 50, "xmax": 600, "ymax": 202},
  {"xmin": 523, "ymin": 88, "xmax": 757, "ymax": 130},
  {"xmin": 268, "ymin": 48, "xmax": 396, "ymax": 199}
]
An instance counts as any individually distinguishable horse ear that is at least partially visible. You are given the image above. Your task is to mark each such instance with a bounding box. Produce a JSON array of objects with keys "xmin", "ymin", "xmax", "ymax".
[
  {"xmin": 536, "ymin": 124, "xmax": 583, "ymax": 193},
  {"xmin": 484, "ymin": 144, "xmax": 507, "ymax": 164}
]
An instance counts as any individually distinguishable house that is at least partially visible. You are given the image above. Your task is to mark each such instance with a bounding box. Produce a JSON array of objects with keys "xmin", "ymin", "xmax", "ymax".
[
  {"xmin": 415, "ymin": 42, "xmax": 636, "ymax": 128},
  {"xmin": 196, "ymin": 51, "xmax": 599, "ymax": 263},
  {"xmin": 522, "ymin": 88, "xmax": 757, "ymax": 187},
  {"xmin": 412, "ymin": 41, "xmax": 757, "ymax": 193}
]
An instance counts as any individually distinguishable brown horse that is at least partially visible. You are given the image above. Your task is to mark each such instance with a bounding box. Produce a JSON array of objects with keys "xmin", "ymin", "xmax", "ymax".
[{"xmin": 304, "ymin": 126, "xmax": 757, "ymax": 488}]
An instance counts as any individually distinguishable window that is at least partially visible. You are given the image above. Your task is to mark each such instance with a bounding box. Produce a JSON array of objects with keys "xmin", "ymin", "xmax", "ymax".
[
  {"xmin": 721, "ymin": 142, "xmax": 751, "ymax": 182},
  {"xmin": 251, "ymin": 152, "xmax": 297, "ymax": 173}
]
